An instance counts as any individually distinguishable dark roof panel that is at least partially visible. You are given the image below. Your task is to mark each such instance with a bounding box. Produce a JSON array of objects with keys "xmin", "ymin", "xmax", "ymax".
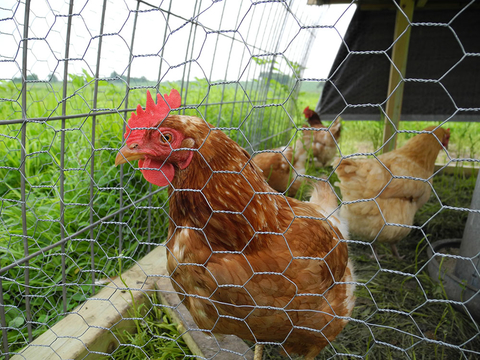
[{"xmin": 316, "ymin": 5, "xmax": 480, "ymax": 122}]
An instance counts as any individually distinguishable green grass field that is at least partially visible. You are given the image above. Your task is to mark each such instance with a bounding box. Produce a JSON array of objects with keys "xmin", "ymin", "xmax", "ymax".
[{"xmin": 1, "ymin": 76, "xmax": 479, "ymax": 358}]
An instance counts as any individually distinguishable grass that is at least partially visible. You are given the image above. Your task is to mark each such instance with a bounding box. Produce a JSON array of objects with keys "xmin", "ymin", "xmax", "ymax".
[
  {"xmin": 107, "ymin": 302, "xmax": 192, "ymax": 360},
  {"xmin": 0, "ymin": 82, "xmax": 170, "ymax": 348},
  {"xmin": 1, "ymin": 76, "xmax": 479, "ymax": 359}
]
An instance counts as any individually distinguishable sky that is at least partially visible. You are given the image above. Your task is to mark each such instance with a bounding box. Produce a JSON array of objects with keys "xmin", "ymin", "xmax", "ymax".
[
  {"xmin": 0, "ymin": 0, "xmax": 355, "ymax": 83},
  {"xmin": 303, "ymin": 3, "xmax": 355, "ymax": 78}
]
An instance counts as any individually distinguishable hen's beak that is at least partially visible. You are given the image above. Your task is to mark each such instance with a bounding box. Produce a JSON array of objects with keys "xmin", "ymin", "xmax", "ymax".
[{"xmin": 115, "ymin": 145, "xmax": 146, "ymax": 166}]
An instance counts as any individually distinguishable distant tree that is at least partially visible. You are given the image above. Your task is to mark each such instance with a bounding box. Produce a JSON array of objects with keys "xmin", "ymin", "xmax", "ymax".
[
  {"xmin": 13, "ymin": 74, "xmax": 39, "ymax": 83},
  {"xmin": 259, "ymin": 71, "xmax": 292, "ymax": 85},
  {"xmin": 48, "ymin": 73, "xmax": 59, "ymax": 82}
]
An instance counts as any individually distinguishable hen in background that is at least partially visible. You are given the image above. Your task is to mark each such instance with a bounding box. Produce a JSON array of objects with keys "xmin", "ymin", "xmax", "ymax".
[
  {"xmin": 115, "ymin": 90, "xmax": 356, "ymax": 359},
  {"xmin": 252, "ymin": 141, "xmax": 308, "ymax": 196},
  {"xmin": 334, "ymin": 126, "xmax": 450, "ymax": 258},
  {"xmin": 303, "ymin": 106, "xmax": 342, "ymax": 167},
  {"xmin": 252, "ymin": 106, "xmax": 341, "ymax": 196}
]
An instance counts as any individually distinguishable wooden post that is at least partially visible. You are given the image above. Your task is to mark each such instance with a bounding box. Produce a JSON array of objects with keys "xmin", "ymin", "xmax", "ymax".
[{"xmin": 382, "ymin": 0, "xmax": 415, "ymax": 153}]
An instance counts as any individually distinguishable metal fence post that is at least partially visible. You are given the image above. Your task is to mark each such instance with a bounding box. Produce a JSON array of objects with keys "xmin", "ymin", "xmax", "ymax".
[
  {"xmin": 89, "ymin": 0, "xmax": 109, "ymax": 294},
  {"xmin": 60, "ymin": 0, "xmax": 76, "ymax": 315},
  {"xmin": 20, "ymin": 0, "xmax": 33, "ymax": 343}
]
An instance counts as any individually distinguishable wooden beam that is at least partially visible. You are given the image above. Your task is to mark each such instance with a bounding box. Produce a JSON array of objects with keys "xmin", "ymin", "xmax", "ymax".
[
  {"xmin": 435, "ymin": 163, "xmax": 479, "ymax": 178},
  {"xmin": 11, "ymin": 245, "xmax": 168, "ymax": 360},
  {"xmin": 417, "ymin": 0, "xmax": 429, "ymax": 7},
  {"xmin": 382, "ymin": 0, "xmax": 415, "ymax": 153},
  {"xmin": 307, "ymin": 1, "xmax": 480, "ymax": 11}
]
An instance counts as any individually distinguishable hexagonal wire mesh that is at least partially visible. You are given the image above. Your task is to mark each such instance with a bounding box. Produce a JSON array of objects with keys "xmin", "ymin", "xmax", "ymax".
[{"xmin": 0, "ymin": 0, "xmax": 479, "ymax": 359}]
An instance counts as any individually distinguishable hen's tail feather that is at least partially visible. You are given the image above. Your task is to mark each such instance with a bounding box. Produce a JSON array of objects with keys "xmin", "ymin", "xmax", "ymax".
[
  {"xmin": 309, "ymin": 180, "xmax": 338, "ymax": 214},
  {"xmin": 333, "ymin": 158, "xmax": 358, "ymax": 180},
  {"xmin": 308, "ymin": 179, "xmax": 349, "ymax": 239}
]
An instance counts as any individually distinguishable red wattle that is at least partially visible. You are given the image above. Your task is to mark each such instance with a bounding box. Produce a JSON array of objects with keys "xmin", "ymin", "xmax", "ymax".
[{"xmin": 139, "ymin": 158, "xmax": 175, "ymax": 187}]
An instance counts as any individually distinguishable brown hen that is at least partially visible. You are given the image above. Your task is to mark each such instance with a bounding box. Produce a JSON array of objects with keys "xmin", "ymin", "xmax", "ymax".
[{"xmin": 115, "ymin": 90, "xmax": 355, "ymax": 359}]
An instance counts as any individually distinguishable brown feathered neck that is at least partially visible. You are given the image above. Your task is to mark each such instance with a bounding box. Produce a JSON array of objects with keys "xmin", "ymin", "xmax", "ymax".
[
  {"xmin": 391, "ymin": 126, "xmax": 449, "ymax": 171},
  {"xmin": 167, "ymin": 115, "xmax": 283, "ymax": 251},
  {"xmin": 303, "ymin": 106, "xmax": 323, "ymax": 127}
]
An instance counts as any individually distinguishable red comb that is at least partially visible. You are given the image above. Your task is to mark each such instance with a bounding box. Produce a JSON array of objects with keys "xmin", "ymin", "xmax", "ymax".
[
  {"xmin": 124, "ymin": 89, "xmax": 181, "ymax": 143},
  {"xmin": 303, "ymin": 106, "xmax": 312, "ymax": 118}
]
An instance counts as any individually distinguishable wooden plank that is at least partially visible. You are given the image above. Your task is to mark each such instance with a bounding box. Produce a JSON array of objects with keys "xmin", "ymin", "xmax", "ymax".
[
  {"xmin": 382, "ymin": 0, "xmax": 415, "ymax": 153},
  {"xmin": 435, "ymin": 163, "xmax": 479, "ymax": 178},
  {"xmin": 11, "ymin": 245, "xmax": 168, "ymax": 360}
]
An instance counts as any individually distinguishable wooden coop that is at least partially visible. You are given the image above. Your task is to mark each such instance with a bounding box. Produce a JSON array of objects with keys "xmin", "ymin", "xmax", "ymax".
[{"xmin": 0, "ymin": 0, "xmax": 479, "ymax": 359}]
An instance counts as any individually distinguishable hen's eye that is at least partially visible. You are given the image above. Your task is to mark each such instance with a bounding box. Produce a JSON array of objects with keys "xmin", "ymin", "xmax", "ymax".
[{"xmin": 160, "ymin": 133, "xmax": 173, "ymax": 143}]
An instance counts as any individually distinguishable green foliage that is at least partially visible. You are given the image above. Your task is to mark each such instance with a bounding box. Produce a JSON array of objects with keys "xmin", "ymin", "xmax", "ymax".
[
  {"xmin": 110, "ymin": 306, "xmax": 192, "ymax": 360},
  {"xmin": 105, "ymin": 264, "xmax": 192, "ymax": 359}
]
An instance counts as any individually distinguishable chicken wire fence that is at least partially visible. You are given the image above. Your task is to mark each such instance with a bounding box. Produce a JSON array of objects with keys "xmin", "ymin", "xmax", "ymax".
[{"xmin": 0, "ymin": 0, "xmax": 479, "ymax": 359}]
